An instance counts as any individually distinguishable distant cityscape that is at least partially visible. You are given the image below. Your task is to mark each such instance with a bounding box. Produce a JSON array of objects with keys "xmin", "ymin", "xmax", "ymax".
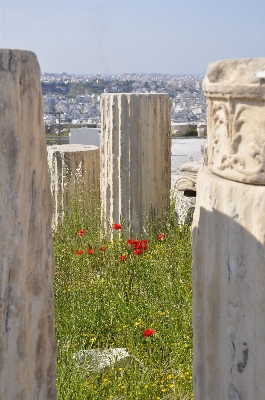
[{"xmin": 42, "ymin": 72, "xmax": 207, "ymax": 133}]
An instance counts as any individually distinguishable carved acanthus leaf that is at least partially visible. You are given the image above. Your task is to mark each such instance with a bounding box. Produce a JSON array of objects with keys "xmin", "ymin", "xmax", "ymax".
[
  {"xmin": 220, "ymin": 153, "xmax": 245, "ymax": 171},
  {"xmin": 244, "ymin": 142, "xmax": 265, "ymax": 175}
]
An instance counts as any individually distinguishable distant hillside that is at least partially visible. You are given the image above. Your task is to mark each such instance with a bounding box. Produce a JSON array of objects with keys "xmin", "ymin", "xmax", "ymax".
[
  {"xmin": 42, "ymin": 81, "xmax": 70, "ymax": 95},
  {"xmin": 41, "ymin": 80, "xmax": 135, "ymax": 97}
]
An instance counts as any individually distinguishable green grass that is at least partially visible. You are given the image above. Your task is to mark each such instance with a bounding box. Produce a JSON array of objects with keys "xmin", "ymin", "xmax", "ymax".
[{"xmin": 53, "ymin": 191, "xmax": 193, "ymax": 400}]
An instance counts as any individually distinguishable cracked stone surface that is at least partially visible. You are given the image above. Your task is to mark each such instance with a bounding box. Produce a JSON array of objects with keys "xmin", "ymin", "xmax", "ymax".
[
  {"xmin": 193, "ymin": 167, "xmax": 265, "ymax": 400},
  {"xmin": 73, "ymin": 348, "xmax": 131, "ymax": 372},
  {"xmin": 0, "ymin": 49, "xmax": 57, "ymax": 399},
  {"xmin": 193, "ymin": 59, "xmax": 265, "ymax": 399}
]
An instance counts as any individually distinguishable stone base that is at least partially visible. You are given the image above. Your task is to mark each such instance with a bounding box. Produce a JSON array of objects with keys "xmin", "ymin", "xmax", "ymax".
[{"xmin": 192, "ymin": 168, "xmax": 265, "ymax": 400}]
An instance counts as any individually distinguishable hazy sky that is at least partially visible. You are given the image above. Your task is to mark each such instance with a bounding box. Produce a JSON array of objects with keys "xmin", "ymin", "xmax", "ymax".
[{"xmin": 0, "ymin": 0, "xmax": 264, "ymax": 75}]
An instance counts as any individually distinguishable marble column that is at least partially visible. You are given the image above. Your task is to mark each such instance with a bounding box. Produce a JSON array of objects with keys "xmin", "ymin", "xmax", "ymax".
[
  {"xmin": 47, "ymin": 144, "xmax": 100, "ymax": 228},
  {"xmin": 193, "ymin": 58, "xmax": 265, "ymax": 400},
  {"xmin": 100, "ymin": 93, "xmax": 171, "ymax": 237},
  {"xmin": 0, "ymin": 49, "xmax": 57, "ymax": 399}
]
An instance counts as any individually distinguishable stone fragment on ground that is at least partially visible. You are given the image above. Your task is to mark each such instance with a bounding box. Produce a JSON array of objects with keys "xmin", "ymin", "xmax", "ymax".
[
  {"xmin": 175, "ymin": 161, "xmax": 202, "ymax": 192},
  {"xmin": 174, "ymin": 190, "xmax": 196, "ymax": 225},
  {"xmin": 73, "ymin": 348, "xmax": 130, "ymax": 372},
  {"xmin": 174, "ymin": 160, "xmax": 202, "ymax": 224}
]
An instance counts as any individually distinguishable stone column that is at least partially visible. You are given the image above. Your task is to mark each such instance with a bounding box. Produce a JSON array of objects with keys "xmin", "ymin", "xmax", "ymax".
[
  {"xmin": 193, "ymin": 58, "xmax": 265, "ymax": 400},
  {"xmin": 100, "ymin": 93, "xmax": 171, "ymax": 237},
  {"xmin": 47, "ymin": 144, "xmax": 100, "ymax": 228},
  {"xmin": 0, "ymin": 50, "xmax": 57, "ymax": 399}
]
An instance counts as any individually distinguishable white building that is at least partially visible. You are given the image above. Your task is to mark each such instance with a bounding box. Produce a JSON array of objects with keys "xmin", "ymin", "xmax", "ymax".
[{"xmin": 69, "ymin": 127, "xmax": 100, "ymax": 146}]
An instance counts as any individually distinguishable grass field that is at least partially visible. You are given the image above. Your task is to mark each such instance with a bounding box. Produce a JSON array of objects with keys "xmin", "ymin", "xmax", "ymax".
[{"xmin": 53, "ymin": 192, "xmax": 193, "ymax": 400}]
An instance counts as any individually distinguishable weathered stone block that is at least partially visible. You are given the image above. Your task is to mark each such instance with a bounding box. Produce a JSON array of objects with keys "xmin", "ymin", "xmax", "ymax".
[
  {"xmin": 47, "ymin": 144, "xmax": 99, "ymax": 228},
  {"xmin": 203, "ymin": 58, "xmax": 265, "ymax": 184},
  {"xmin": 73, "ymin": 348, "xmax": 130, "ymax": 373},
  {"xmin": 175, "ymin": 161, "xmax": 201, "ymax": 192},
  {"xmin": 100, "ymin": 93, "xmax": 171, "ymax": 237},
  {"xmin": 0, "ymin": 49, "xmax": 57, "ymax": 399},
  {"xmin": 174, "ymin": 161, "xmax": 200, "ymax": 225},
  {"xmin": 174, "ymin": 190, "xmax": 196, "ymax": 225},
  {"xmin": 193, "ymin": 167, "xmax": 265, "ymax": 400}
]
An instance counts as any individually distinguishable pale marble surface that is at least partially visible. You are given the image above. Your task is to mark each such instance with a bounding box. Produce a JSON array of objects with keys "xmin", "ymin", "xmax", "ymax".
[
  {"xmin": 100, "ymin": 93, "xmax": 171, "ymax": 237},
  {"xmin": 0, "ymin": 49, "xmax": 57, "ymax": 399},
  {"xmin": 203, "ymin": 58, "xmax": 265, "ymax": 184},
  {"xmin": 47, "ymin": 144, "xmax": 100, "ymax": 228},
  {"xmin": 193, "ymin": 167, "xmax": 265, "ymax": 400}
]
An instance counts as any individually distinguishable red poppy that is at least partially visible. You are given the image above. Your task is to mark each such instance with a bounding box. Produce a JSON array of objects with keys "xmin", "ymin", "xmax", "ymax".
[
  {"xmin": 134, "ymin": 249, "xmax": 143, "ymax": 256},
  {"xmin": 99, "ymin": 246, "xmax": 106, "ymax": 251},
  {"xmin": 127, "ymin": 239, "xmax": 135, "ymax": 245},
  {"xmin": 133, "ymin": 240, "xmax": 148, "ymax": 250},
  {"xmin": 113, "ymin": 223, "xmax": 122, "ymax": 230},
  {"xmin": 143, "ymin": 328, "xmax": 155, "ymax": 337},
  {"xmin": 120, "ymin": 254, "xmax": 126, "ymax": 261},
  {"xmin": 76, "ymin": 249, "xmax": 83, "ymax": 256},
  {"xmin": 78, "ymin": 229, "xmax": 86, "ymax": 237},
  {"xmin": 157, "ymin": 233, "xmax": 165, "ymax": 241},
  {"xmin": 87, "ymin": 248, "xmax": 94, "ymax": 254}
]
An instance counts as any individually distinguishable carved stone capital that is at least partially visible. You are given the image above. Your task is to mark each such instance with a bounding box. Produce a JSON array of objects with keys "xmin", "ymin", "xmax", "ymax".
[{"xmin": 203, "ymin": 58, "xmax": 265, "ymax": 184}]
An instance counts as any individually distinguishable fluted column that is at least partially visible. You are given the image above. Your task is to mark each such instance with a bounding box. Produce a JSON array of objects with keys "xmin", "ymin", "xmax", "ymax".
[
  {"xmin": 0, "ymin": 50, "xmax": 57, "ymax": 399},
  {"xmin": 100, "ymin": 93, "xmax": 171, "ymax": 237},
  {"xmin": 47, "ymin": 144, "xmax": 100, "ymax": 228},
  {"xmin": 193, "ymin": 58, "xmax": 265, "ymax": 400}
]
